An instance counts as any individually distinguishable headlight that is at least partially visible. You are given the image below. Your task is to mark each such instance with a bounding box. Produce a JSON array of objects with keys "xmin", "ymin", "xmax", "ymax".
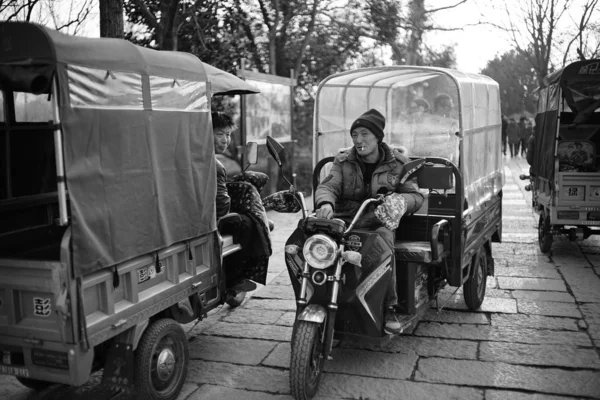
[{"xmin": 303, "ymin": 234, "xmax": 338, "ymax": 269}]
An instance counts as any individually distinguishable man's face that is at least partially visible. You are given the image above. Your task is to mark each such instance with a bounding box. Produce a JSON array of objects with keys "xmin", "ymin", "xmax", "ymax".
[
  {"xmin": 351, "ymin": 126, "xmax": 379, "ymax": 157},
  {"xmin": 213, "ymin": 127, "xmax": 232, "ymax": 154}
]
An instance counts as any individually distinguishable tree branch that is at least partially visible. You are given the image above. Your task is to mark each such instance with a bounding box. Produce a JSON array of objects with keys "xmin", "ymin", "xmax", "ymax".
[
  {"xmin": 424, "ymin": 0, "xmax": 468, "ymax": 15},
  {"xmin": 131, "ymin": 0, "xmax": 158, "ymax": 28}
]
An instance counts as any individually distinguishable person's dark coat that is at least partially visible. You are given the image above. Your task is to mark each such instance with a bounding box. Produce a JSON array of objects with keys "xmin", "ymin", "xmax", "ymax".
[{"xmin": 315, "ymin": 142, "xmax": 424, "ymax": 219}]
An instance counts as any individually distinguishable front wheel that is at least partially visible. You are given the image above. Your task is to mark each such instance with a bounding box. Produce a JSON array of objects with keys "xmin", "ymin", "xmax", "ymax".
[
  {"xmin": 290, "ymin": 321, "xmax": 325, "ymax": 400},
  {"xmin": 134, "ymin": 318, "xmax": 189, "ymax": 400},
  {"xmin": 464, "ymin": 247, "xmax": 488, "ymax": 310},
  {"xmin": 538, "ymin": 211, "xmax": 553, "ymax": 253}
]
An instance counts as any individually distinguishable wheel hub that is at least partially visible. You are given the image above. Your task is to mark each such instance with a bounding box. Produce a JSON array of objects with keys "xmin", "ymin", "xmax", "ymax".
[{"xmin": 156, "ymin": 347, "xmax": 176, "ymax": 381}]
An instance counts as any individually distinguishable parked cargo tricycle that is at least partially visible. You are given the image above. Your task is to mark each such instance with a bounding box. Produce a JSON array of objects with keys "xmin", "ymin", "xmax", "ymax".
[
  {"xmin": 0, "ymin": 22, "xmax": 266, "ymax": 400},
  {"xmin": 264, "ymin": 66, "xmax": 503, "ymax": 399},
  {"xmin": 520, "ymin": 59, "xmax": 600, "ymax": 253}
]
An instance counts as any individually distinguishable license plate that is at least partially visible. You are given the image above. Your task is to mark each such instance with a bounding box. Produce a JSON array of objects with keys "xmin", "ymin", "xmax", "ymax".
[
  {"xmin": 137, "ymin": 265, "xmax": 160, "ymax": 284},
  {"xmin": 0, "ymin": 364, "xmax": 29, "ymax": 377}
]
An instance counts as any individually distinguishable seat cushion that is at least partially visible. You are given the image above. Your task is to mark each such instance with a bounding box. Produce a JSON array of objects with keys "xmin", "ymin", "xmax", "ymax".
[{"xmin": 394, "ymin": 240, "xmax": 443, "ymax": 263}]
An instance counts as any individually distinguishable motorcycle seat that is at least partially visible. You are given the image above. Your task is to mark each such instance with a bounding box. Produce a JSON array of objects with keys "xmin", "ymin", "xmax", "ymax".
[{"xmin": 394, "ymin": 240, "xmax": 444, "ymax": 263}]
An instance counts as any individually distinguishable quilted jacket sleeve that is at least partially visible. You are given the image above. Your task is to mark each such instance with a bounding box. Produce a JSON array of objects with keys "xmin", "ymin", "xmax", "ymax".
[
  {"xmin": 398, "ymin": 176, "xmax": 424, "ymax": 214},
  {"xmin": 314, "ymin": 160, "xmax": 344, "ymax": 210}
]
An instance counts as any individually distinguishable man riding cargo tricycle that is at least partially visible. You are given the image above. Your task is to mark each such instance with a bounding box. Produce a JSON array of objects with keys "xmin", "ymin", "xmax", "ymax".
[
  {"xmin": 263, "ymin": 65, "xmax": 504, "ymax": 399},
  {"xmin": 521, "ymin": 58, "xmax": 600, "ymax": 252},
  {"xmin": 0, "ymin": 22, "xmax": 267, "ymax": 400}
]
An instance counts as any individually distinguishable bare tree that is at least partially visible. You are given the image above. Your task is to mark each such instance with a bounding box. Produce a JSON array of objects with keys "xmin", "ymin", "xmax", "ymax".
[
  {"xmin": 99, "ymin": 0, "xmax": 124, "ymax": 38},
  {"xmin": 130, "ymin": 0, "xmax": 184, "ymax": 50},
  {"xmin": 0, "ymin": 0, "xmax": 95, "ymax": 35},
  {"xmin": 562, "ymin": 0, "xmax": 600, "ymax": 64},
  {"xmin": 0, "ymin": 0, "xmax": 42, "ymax": 22},
  {"xmin": 499, "ymin": 0, "xmax": 573, "ymax": 85},
  {"xmin": 328, "ymin": 0, "xmax": 469, "ymax": 66}
]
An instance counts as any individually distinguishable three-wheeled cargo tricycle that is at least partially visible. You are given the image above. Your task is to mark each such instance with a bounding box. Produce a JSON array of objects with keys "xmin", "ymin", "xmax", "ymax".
[
  {"xmin": 520, "ymin": 59, "xmax": 600, "ymax": 253},
  {"xmin": 0, "ymin": 22, "xmax": 263, "ymax": 400},
  {"xmin": 263, "ymin": 66, "xmax": 504, "ymax": 399}
]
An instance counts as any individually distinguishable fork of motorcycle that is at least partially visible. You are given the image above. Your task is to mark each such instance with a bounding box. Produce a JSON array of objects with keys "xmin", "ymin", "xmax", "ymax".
[
  {"xmin": 298, "ymin": 261, "xmax": 310, "ymax": 306},
  {"xmin": 323, "ymin": 255, "xmax": 344, "ymax": 359}
]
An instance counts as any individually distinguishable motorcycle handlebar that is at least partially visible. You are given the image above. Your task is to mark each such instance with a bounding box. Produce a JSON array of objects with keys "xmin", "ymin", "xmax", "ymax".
[{"xmin": 344, "ymin": 196, "xmax": 384, "ymax": 234}]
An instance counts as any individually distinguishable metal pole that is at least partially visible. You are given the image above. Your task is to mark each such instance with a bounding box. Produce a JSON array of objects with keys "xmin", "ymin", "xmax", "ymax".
[
  {"xmin": 239, "ymin": 58, "xmax": 247, "ymax": 168},
  {"xmin": 52, "ymin": 78, "xmax": 68, "ymax": 226}
]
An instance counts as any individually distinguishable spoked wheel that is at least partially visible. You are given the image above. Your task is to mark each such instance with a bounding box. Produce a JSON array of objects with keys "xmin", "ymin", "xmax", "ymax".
[
  {"xmin": 134, "ymin": 319, "xmax": 189, "ymax": 400},
  {"xmin": 464, "ymin": 247, "xmax": 488, "ymax": 310},
  {"xmin": 538, "ymin": 211, "xmax": 553, "ymax": 253},
  {"xmin": 290, "ymin": 321, "xmax": 325, "ymax": 400}
]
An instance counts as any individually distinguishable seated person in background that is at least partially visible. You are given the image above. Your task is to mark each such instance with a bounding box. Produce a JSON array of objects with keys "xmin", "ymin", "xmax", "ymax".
[
  {"xmin": 314, "ymin": 109, "xmax": 424, "ymax": 334},
  {"xmin": 213, "ymin": 112, "xmax": 233, "ymax": 219},
  {"xmin": 212, "ymin": 112, "xmax": 272, "ymax": 292}
]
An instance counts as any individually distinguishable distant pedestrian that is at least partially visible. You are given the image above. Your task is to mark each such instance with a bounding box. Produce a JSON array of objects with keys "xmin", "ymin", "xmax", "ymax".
[
  {"xmin": 518, "ymin": 116, "xmax": 529, "ymax": 157},
  {"xmin": 507, "ymin": 118, "xmax": 519, "ymax": 157},
  {"xmin": 501, "ymin": 115, "xmax": 508, "ymax": 155}
]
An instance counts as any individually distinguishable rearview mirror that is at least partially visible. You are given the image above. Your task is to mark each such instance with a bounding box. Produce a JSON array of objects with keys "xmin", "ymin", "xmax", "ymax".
[
  {"xmin": 266, "ymin": 136, "xmax": 285, "ymax": 167},
  {"xmin": 246, "ymin": 142, "xmax": 258, "ymax": 165}
]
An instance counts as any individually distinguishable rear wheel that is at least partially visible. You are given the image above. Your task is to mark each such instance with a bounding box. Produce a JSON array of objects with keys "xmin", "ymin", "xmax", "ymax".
[
  {"xmin": 16, "ymin": 377, "xmax": 53, "ymax": 392},
  {"xmin": 464, "ymin": 248, "xmax": 488, "ymax": 310},
  {"xmin": 290, "ymin": 321, "xmax": 325, "ymax": 400},
  {"xmin": 134, "ymin": 318, "xmax": 188, "ymax": 400},
  {"xmin": 538, "ymin": 211, "xmax": 553, "ymax": 253}
]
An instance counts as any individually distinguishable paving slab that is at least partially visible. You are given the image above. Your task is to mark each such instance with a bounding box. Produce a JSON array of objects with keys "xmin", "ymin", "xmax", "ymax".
[
  {"xmin": 323, "ymin": 348, "xmax": 418, "ymax": 380},
  {"xmin": 486, "ymin": 389, "xmax": 583, "ymax": 400},
  {"xmin": 490, "ymin": 313, "xmax": 580, "ymax": 331},
  {"xmin": 318, "ymin": 373, "xmax": 484, "ymax": 400},
  {"xmin": 220, "ymin": 308, "xmax": 285, "ymax": 325},
  {"xmin": 497, "ymin": 277, "xmax": 567, "ymax": 291},
  {"xmin": 414, "ymin": 322, "xmax": 592, "ymax": 346},
  {"xmin": 186, "ymin": 385, "xmax": 293, "ymax": 400},
  {"xmin": 495, "ymin": 266, "xmax": 561, "ymax": 279},
  {"xmin": 262, "ymin": 342, "xmax": 290, "ymax": 368},
  {"xmin": 201, "ymin": 321, "xmax": 292, "ymax": 342},
  {"xmin": 479, "ymin": 341, "xmax": 600, "ymax": 368},
  {"xmin": 188, "ymin": 336, "xmax": 277, "ymax": 365},
  {"xmin": 510, "ymin": 290, "xmax": 575, "ymax": 303},
  {"xmin": 253, "ymin": 284, "xmax": 296, "ymax": 300},
  {"xmin": 415, "ymin": 357, "xmax": 600, "ymax": 398},
  {"xmin": 517, "ymin": 299, "xmax": 582, "ymax": 318},
  {"xmin": 274, "ymin": 311, "xmax": 295, "ymax": 327},
  {"xmin": 434, "ymin": 294, "xmax": 518, "ymax": 313},
  {"xmin": 581, "ymin": 303, "xmax": 600, "ymax": 341},
  {"xmin": 187, "ymin": 360, "xmax": 289, "ymax": 393},
  {"xmin": 243, "ymin": 298, "xmax": 296, "ymax": 311},
  {"xmin": 338, "ymin": 335, "xmax": 479, "ymax": 360},
  {"xmin": 422, "ymin": 309, "xmax": 489, "ymax": 325}
]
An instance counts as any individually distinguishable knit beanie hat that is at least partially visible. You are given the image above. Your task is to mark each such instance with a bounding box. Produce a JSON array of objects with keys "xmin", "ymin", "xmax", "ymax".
[{"xmin": 350, "ymin": 109, "xmax": 386, "ymax": 142}]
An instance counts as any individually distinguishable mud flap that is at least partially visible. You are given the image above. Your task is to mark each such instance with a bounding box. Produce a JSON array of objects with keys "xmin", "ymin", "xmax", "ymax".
[
  {"xmin": 298, "ymin": 304, "xmax": 327, "ymax": 323},
  {"xmin": 101, "ymin": 342, "xmax": 134, "ymax": 393}
]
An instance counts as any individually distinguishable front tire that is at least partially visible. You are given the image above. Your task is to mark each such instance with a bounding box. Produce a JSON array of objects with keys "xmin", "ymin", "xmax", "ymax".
[
  {"xmin": 538, "ymin": 211, "xmax": 553, "ymax": 253},
  {"xmin": 464, "ymin": 247, "xmax": 488, "ymax": 310},
  {"xmin": 134, "ymin": 319, "xmax": 189, "ymax": 400},
  {"xmin": 290, "ymin": 321, "xmax": 325, "ymax": 400}
]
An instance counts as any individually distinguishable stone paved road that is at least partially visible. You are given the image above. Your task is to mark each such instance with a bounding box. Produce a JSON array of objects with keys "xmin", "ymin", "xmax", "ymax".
[{"xmin": 2, "ymin": 155, "xmax": 600, "ymax": 400}]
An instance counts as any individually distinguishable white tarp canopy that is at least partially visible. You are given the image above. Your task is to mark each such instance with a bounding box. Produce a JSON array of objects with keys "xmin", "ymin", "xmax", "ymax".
[{"xmin": 314, "ymin": 66, "xmax": 503, "ymax": 212}]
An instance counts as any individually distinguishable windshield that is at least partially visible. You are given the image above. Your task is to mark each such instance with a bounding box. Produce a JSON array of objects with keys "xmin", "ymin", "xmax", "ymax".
[
  {"xmin": 564, "ymin": 81, "xmax": 600, "ymax": 114},
  {"xmin": 317, "ymin": 69, "xmax": 459, "ymax": 163}
]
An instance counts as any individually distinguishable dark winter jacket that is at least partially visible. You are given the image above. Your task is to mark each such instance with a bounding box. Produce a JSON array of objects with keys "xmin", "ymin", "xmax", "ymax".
[
  {"xmin": 315, "ymin": 142, "xmax": 424, "ymax": 218},
  {"xmin": 216, "ymin": 158, "xmax": 230, "ymax": 219}
]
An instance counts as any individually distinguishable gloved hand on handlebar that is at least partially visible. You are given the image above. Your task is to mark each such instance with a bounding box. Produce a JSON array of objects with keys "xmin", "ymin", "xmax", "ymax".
[{"xmin": 374, "ymin": 193, "xmax": 407, "ymax": 231}]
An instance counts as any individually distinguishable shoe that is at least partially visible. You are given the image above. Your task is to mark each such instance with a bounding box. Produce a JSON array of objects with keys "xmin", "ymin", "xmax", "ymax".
[
  {"xmin": 384, "ymin": 308, "xmax": 402, "ymax": 335},
  {"xmin": 230, "ymin": 279, "xmax": 257, "ymax": 293}
]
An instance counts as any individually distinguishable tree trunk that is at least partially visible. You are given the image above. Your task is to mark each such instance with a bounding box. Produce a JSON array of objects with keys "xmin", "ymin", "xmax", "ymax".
[{"xmin": 99, "ymin": 0, "xmax": 124, "ymax": 38}]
